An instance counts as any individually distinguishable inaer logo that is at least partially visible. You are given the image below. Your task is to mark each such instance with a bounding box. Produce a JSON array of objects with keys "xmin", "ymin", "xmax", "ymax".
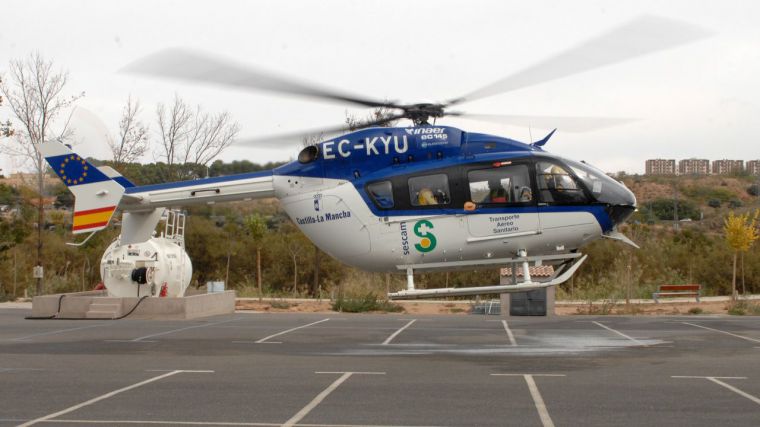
[{"xmin": 413, "ymin": 220, "xmax": 437, "ymax": 253}]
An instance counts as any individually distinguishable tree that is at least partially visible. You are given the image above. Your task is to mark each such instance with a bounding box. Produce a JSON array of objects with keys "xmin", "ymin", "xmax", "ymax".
[
  {"xmin": 109, "ymin": 95, "xmax": 149, "ymax": 165},
  {"xmin": 283, "ymin": 223, "xmax": 309, "ymax": 296},
  {"xmin": 0, "ymin": 78, "xmax": 14, "ymax": 137},
  {"xmin": 0, "ymin": 53, "xmax": 81, "ymax": 295},
  {"xmin": 724, "ymin": 210, "xmax": 759, "ymax": 301},
  {"xmin": 156, "ymin": 94, "xmax": 240, "ymax": 179},
  {"xmin": 344, "ymin": 106, "xmax": 398, "ymax": 131},
  {"xmin": 244, "ymin": 213, "xmax": 268, "ymax": 298}
]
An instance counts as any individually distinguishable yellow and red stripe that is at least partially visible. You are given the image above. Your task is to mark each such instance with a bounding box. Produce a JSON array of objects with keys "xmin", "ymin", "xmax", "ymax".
[{"xmin": 73, "ymin": 206, "xmax": 116, "ymax": 231}]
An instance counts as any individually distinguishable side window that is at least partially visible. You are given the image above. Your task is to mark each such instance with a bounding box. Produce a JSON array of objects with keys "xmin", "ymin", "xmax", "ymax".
[
  {"xmin": 409, "ymin": 174, "xmax": 450, "ymax": 206},
  {"xmin": 468, "ymin": 164, "xmax": 532, "ymax": 205},
  {"xmin": 536, "ymin": 161, "xmax": 589, "ymax": 204},
  {"xmin": 367, "ymin": 181, "xmax": 394, "ymax": 209}
]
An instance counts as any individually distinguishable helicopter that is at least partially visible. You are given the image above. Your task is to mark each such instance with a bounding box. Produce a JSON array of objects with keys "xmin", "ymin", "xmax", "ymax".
[{"xmin": 38, "ymin": 15, "xmax": 710, "ymax": 299}]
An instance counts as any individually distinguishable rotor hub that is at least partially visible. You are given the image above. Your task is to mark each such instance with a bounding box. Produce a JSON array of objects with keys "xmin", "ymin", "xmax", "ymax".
[{"xmin": 403, "ymin": 103, "xmax": 446, "ymax": 126}]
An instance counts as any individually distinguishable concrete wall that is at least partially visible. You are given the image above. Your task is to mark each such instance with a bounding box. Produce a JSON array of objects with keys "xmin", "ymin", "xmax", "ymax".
[
  {"xmin": 31, "ymin": 290, "xmax": 235, "ymax": 320},
  {"xmin": 32, "ymin": 291, "xmax": 107, "ymax": 317}
]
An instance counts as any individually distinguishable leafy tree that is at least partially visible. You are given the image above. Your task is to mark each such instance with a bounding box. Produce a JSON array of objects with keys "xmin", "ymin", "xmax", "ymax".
[
  {"xmin": 724, "ymin": 210, "xmax": 759, "ymax": 301},
  {"xmin": 244, "ymin": 213, "xmax": 268, "ymax": 297},
  {"xmin": 648, "ymin": 198, "xmax": 701, "ymax": 221}
]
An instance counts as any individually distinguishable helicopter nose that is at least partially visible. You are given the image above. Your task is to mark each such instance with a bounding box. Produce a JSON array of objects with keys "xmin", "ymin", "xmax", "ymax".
[{"xmin": 605, "ymin": 181, "xmax": 637, "ymax": 227}]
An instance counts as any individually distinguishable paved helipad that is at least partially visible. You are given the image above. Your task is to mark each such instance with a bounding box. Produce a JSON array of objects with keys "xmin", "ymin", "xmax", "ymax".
[{"xmin": 1, "ymin": 308, "xmax": 759, "ymax": 426}]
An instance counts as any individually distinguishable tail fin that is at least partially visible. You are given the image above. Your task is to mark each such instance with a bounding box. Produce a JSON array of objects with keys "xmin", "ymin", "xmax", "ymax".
[
  {"xmin": 39, "ymin": 141, "xmax": 125, "ymax": 234},
  {"xmin": 97, "ymin": 165, "xmax": 136, "ymax": 188}
]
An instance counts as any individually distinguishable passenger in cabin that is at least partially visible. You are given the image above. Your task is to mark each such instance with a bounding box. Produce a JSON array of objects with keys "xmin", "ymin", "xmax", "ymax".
[
  {"xmin": 418, "ymin": 188, "xmax": 438, "ymax": 205},
  {"xmin": 487, "ymin": 180, "xmax": 508, "ymax": 203},
  {"xmin": 518, "ymin": 186, "xmax": 533, "ymax": 202}
]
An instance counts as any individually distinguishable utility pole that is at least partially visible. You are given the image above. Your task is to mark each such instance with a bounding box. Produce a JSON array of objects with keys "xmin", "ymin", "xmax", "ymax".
[{"xmin": 673, "ymin": 183, "xmax": 679, "ymax": 231}]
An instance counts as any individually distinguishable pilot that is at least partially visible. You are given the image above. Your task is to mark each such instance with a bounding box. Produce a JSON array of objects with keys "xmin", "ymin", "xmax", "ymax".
[
  {"xmin": 487, "ymin": 180, "xmax": 507, "ymax": 203},
  {"xmin": 418, "ymin": 188, "xmax": 438, "ymax": 205}
]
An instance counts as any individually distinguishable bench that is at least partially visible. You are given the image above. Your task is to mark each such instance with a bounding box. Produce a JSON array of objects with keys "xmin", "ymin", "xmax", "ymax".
[{"xmin": 653, "ymin": 284, "xmax": 701, "ymax": 303}]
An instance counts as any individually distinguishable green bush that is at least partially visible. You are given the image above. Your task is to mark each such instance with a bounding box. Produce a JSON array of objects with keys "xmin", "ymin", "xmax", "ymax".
[{"xmin": 332, "ymin": 292, "xmax": 403, "ymax": 313}]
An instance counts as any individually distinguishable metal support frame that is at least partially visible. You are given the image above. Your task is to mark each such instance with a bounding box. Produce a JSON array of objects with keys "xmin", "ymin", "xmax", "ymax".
[{"xmin": 389, "ymin": 253, "xmax": 588, "ymax": 300}]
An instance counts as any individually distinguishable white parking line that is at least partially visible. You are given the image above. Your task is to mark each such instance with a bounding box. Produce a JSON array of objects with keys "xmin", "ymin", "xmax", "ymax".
[
  {"xmin": 282, "ymin": 371, "xmax": 385, "ymax": 427},
  {"xmin": 682, "ymin": 322, "xmax": 760, "ymax": 344},
  {"xmin": 501, "ymin": 320, "xmax": 517, "ymax": 346},
  {"xmin": 381, "ymin": 319, "xmax": 417, "ymax": 345},
  {"xmin": 17, "ymin": 370, "xmax": 213, "ymax": 427},
  {"xmin": 672, "ymin": 376, "xmax": 760, "ymax": 406},
  {"xmin": 592, "ymin": 321, "xmax": 646, "ymax": 346},
  {"xmin": 492, "ymin": 374, "xmax": 565, "ymax": 427},
  {"xmin": 255, "ymin": 318, "xmax": 330, "ymax": 343},
  {"xmin": 10, "ymin": 323, "xmax": 108, "ymax": 342},
  {"xmin": 37, "ymin": 420, "xmax": 432, "ymax": 426},
  {"xmin": 127, "ymin": 319, "xmax": 237, "ymax": 342}
]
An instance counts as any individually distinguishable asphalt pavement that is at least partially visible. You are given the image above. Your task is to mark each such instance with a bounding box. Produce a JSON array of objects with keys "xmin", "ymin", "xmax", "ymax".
[{"xmin": 1, "ymin": 308, "xmax": 759, "ymax": 426}]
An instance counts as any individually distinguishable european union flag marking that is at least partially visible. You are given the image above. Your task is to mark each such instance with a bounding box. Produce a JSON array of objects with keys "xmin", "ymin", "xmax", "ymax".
[{"xmin": 48, "ymin": 154, "xmax": 108, "ymax": 187}]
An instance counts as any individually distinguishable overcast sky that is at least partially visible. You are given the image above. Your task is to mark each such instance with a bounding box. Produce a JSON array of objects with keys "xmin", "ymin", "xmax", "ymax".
[{"xmin": 1, "ymin": 0, "xmax": 758, "ymax": 174}]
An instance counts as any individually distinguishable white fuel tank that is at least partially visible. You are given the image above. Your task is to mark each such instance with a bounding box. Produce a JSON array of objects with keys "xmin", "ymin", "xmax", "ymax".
[{"xmin": 100, "ymin": 236, "xmax": 192, "ymax": 298}]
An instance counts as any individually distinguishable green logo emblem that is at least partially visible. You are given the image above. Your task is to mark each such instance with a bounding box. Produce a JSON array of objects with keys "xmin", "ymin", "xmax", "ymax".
[{"xmin": 413, "ymin": 220, "xmax": 437, "ymax": 253}]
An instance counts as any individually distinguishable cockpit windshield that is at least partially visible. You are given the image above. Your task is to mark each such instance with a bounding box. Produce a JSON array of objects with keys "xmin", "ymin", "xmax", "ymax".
[{"xmin": 561, "ymin": 158, "xmax": 635, "ymax": 205}]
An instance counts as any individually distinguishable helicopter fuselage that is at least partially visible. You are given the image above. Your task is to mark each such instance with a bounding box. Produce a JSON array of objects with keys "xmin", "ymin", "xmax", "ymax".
[{"xmin": 266, "ymin": 125, "xmax": 636, "ymax": 272}]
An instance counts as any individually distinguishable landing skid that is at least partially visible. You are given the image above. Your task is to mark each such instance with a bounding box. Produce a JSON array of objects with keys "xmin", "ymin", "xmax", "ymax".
[{"xmin": 388, "ymin": 252, "xmax": 587, "ymax": 300}]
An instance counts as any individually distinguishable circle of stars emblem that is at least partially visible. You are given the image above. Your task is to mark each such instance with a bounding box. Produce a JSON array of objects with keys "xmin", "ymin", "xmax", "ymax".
[{"xmin": 59, "ymin": 155, "xmax": 89, "ymax": 185}]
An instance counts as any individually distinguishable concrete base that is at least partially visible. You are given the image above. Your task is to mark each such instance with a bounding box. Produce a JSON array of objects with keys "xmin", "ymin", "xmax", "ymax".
[
  {"xmin": 32, "ymin": 290, "xmax": 236, "ymax": 320},
  {"xmin": 499, "ymin": 286, "xmax": 556, "ymax": 317}
]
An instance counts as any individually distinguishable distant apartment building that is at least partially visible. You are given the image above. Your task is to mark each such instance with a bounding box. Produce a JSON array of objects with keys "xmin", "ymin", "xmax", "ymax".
[
  {"xmin": 678, "ymin": 158, "xmax": 710, "ymax": 175},
  {"xmin": 645, "ymin": 159, "xmax": 676, "ymax": 175},
  {"xmin": 712, "ymin": 159, "xmax": 744, "ymax": 175},
  {"xmin": 747, "ymin": 160, "xmax": 760, "ymax": 176}
]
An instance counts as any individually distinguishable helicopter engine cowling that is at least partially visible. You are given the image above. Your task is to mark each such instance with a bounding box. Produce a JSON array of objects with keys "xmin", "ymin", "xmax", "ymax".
[{"xmin": 100, "ymin": 236, "xmax": 192, "ymax": 298}]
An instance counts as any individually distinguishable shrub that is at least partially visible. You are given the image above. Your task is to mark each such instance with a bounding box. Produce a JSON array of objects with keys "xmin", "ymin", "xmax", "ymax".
[
  {"xmin": 332, "ymin": 292, "xmax": 403, "ymax": 313},
  {"xmin": 687, "ymin": 307, "xmax": 703, "ymax": 315},
  {"xmin": 728, "ymin": 301, "xmax": 760, "ymax": 316},
  {"xmin": 270, "ymin": 300, "xmax": 292, "ymax": 309},
  {"xmin": 728, "ymin": 199, "xmax": 743, "ymax": 208},
  {"xmin": 748, "ymin": 184, "xmax": 760, "ymax": 197},
  {"xmin": 708, "ymin": 199, "xmax": 721, "ymax": 208}
]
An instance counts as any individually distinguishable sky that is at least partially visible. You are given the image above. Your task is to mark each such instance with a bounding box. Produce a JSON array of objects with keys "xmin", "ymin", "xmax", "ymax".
[{"xmin": 0, "ymin": 0, "xmax": 758, "ymax": 174}]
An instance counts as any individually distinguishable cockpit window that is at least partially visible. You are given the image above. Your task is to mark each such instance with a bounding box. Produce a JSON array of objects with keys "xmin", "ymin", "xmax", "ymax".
[
  {"xmin": 468, "ymin": 164, "xmax": 532, "ymax": 205},
  {"xmin": 409, "ymin": 174, "xmax": 450, "ymax": 206},
  {"xmin": 562, "ymin": 158, "xmax": 634, "ymax": 205},
  {"xmin": 367, "ymin": 181, "xmax": 394, "ymax": 209},
  {"xmin": 536, "ymin": 161, "xmax": 589, "ymax": 204}
]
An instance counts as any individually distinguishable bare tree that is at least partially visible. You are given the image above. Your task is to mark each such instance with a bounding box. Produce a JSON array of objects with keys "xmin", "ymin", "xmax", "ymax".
[
  {"xmin": 0, "ymin": 53, "xmax": 81, "ymax": 295},
  {"xmin": 155, "ymin": 94, "xmax": 239, "ymax": 177},
  {"xmin": 345, "ymin": 106, "xmax": 399, "ymax": 131},
  {"xmin": 109, "ymin": 95, "xmax": 149, "ymax": 165},
  {"xmin": 156, "ymin": 94, "xmax": 192, "ymax": 168}
]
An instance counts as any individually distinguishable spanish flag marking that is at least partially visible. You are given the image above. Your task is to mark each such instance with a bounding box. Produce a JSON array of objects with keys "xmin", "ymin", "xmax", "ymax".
[{"xmin": 73, "ymin": 206, "xmax": 116, "ymax": 231}]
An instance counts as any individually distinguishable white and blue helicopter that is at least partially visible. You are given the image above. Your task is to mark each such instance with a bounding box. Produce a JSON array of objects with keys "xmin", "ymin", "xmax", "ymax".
[{"xmin": 39, "ymin": 15, "xmax": 709, "ymax": 299}]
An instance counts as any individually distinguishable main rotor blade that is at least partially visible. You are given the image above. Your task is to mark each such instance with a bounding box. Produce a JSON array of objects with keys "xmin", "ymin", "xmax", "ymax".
[
  {"xmin": 122, "ymin": 48, "xmax": 399, "ymax": 109},
  {"xmin": 448, "ymin": 15, "xmax": 712, "ymax": 105},
  {"xmin": 450, "ymin": 113, "xmax": 637, "ymax": 133},
  {"xmin": 232, "ymin": 114, "xmax": 407, "ymax": 148}
]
